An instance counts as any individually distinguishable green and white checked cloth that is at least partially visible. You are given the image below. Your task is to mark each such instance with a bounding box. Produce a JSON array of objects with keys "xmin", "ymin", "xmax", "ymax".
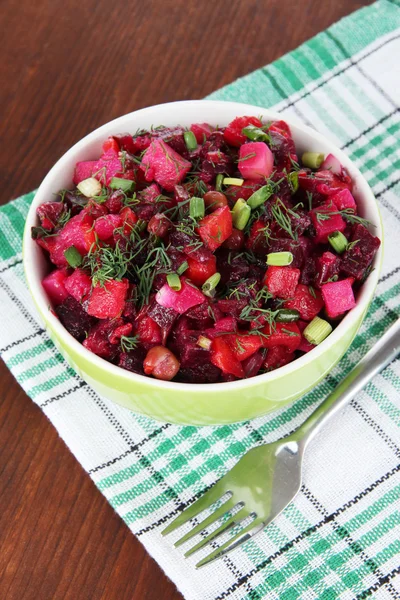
[{"xmin": 1, "ymin": 1, "xmax": 400, "ymax": 598}]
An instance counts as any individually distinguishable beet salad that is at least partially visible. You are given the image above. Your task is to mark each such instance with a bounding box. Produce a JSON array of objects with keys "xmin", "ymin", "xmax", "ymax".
[{"xmin": 32, "ymin": 116, "xmax": 380, "ymax": 383}]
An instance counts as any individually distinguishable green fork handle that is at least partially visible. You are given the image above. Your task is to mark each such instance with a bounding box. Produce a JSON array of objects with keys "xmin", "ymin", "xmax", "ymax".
[{"xmin": 291, "ymin": 318, "xmax": 400, "ymax": 448}]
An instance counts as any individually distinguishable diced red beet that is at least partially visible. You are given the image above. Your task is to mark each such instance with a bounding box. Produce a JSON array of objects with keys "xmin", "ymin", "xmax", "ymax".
[
  {"xmin": 83, "ymin": 318, "xmax": 126, "ymax": 359},
  {"xmin": 184, "ymin": 301, "xmax": 213, "ymax": 328},
  {"xmin": 93, "ymin": 148, "xmax": 123, "ymax": 185},
  {"xmin": 64, "ymin": 269, "xmax": 92, "ymax": 303},
  {"xmin": 214, "ymin": 316, "xmax": 237, "ymax": 333},
  {"xmin": 197, "ymin": 206, "xmax": 233, "ymax": 251},
  {"xmin": 140, "ymin": 183, "xmax": 161, "ymax": 203},
  {"xmin": 102, "ymin": 137, "xmax": 120, "ymax": 154},
  {"xmin": 83, "ymin": 200, "xmax": 108, "ymax": 220},
  {"xmin": 87, "ymin": 279, "xmax": 129, "ymax": 319},
  {"xmin": 310, "ymin": 203, "xmax": 346, "ymax": 244},
  {"xmin": 134, "ymin": 315, "xmax": 163, "ymax": 348},
  {"xmin": 285, "ymin": 284, "xmax": 324, "ymax": 321},
  {"xmin": 190, "ymin": 122, "xmax": 214, "ymax": 144},
  {"xmin": 105, "ymin": 190, "xmax": 125, "ymax": 213},
  {"xmin": 223, "ymin": 116, "xmax": 263, "ymax": 147},
  {"xmin": 56, "ymin": 296, "xmax": 96, "ymax": 341},
  {"xmin": 147, "ymin": 213, "xmax": 171, "ymax": 238},
  {"xmin": 119, "ymin": 348, "xmax": 146, "ymax": 375},
  {"xmin": 147, "ymin": 300, "xmax": 178, "ymax": 345},
  {"xmin": 152, "ymin": 126, "xmax": 189, "ymax": 158},
  {"xmin": 340, "ymin": 224, "xmax": 381, "ymax": 280},
  {"xmin": 262, "ymin": 322, "xmax": 301, "ymax": 352},
  {"xmin": 156, "ymin": 278, "xmax": 205, "ymax": 314},
  {"xmin": 331, "ymin": 188, "xmax": 357, "ymax": 211},
  {"xmin": 238, "ymin": 142, "xmax": 274, "ymax": 180},
  {"xmin": 224, "ymin": 179, "xmax": 263, "ymax": 205},
  {"xmin": 119, "ymin": 206, "xmax": 138, "ymax": 236},
  {"xmin": 108, "ymin": 322, "xmax": 133, "ymax": 344},
  {"xmin": 140, "ymin": 140, "xmax": 191, "ymax": 191},
  {"xmin": 264, "ymin": 346, "xmax": 295, "ymax": 371},
  {"xmin": 321, "ymin": 278, "xmax": 356, "ymax": 318},
  {"xmin": 222, "ymin": 229, "xmax": 245, "ymax": 251},
  {"xmin": 246, "ymin": 219, "xmax": 270, "ymax": 255},
  {"xmin": 225, "ymin": 332, "xmax": 263, "ymax": 361},
  {"xmin": 176, "ymin": 331, "xmax": 211, "ymax": 368},
  {"xmin": 298, "ymin": 170, "xmax": 352, "ymax": 198},
  {"xmin": 42, "ymin": 269, "xmax": 70, "ymax": 305},
  {"xmin": 177, "ymin": 363, "xmax": 221, "ymax": 383},
  {"xmin": 186, "ymin": 255, "xmax": 217, "ymax": 286},
  {"xmin": 43, "ymin": 214, "xmax": 96, "ymax": 268},
  {"xmin": 200, "ymin": 151, "xmax": 234, "ymax": 184},
  {"xmin": 73, "ymin": 160, "xmax": 97, "ymax": 185},
  {"xmin": 37, "ymin": 202, "xmax": 65, "ymax": 230},
  {"xmin": 315, "ymin": 251, "xmax": 341, "ymax": 288},
  {"xmin": 210, "ymin": 337, "xmax": 244, "ymax": 378},
  {"xmin": 264, "ymin": 266, "xmax": 300, "ymax": 299},
  {"xmin": 94, "ymin": 214, "xmax": 123, "ymax": 241}
]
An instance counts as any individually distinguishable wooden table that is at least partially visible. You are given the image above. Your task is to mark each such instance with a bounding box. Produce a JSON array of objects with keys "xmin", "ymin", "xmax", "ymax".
[{"xmin": 0, "ymin": 1, "xmax": 372, "ymax": 598}]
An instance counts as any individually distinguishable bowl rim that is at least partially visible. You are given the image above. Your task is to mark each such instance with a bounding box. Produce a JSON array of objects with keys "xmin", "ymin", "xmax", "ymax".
[{"xmin": 23, "ymin": 99, "xmax": 383, "ymax": 393}]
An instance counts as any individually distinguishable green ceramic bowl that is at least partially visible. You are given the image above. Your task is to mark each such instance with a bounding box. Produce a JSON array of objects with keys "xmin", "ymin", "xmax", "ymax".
[{"xmin": 23, "ymin": 101, "xmax": 383, "ymax": 425}]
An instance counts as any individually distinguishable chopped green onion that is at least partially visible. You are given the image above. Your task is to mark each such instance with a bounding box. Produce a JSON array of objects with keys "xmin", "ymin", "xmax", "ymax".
[
  {"xmin": 303, "ymin": 316, "xmax": 332, "ymax": 345},
  {"xmin": 197, "ymin": 335, "xmax": 212, "ymax": 350},
  {"xmin": 202, "ymin": 272, "xmax": 221, "ymax": 297},
  {"xmin": 215, "ymin": 174, "xmax": 224, "ymax": 192},
  {"xmin": 77, "ymin": 177, "xmax": 102, "ymax": 197},
  {"xmin": 242, "ymin": 125, "xmax": 269, "ymax": 142},
  {"xmin": 190, "ymin": 197, "xmax": 205, "ymax": 219},
  {"xmin": 167, "ymin": 273, "xmax": 181, "ymax": 291},
  {"xmin": 288, "ymin": 171, "xmax": 299, "ymax": 194},
  {"xmin": 232, "ymin": 199, "xmax": 251, "ymax": 230},
  {"xmin": 276, "ymin": 309, "xmax": 300, "ymax": 323},
  {"xmin": 223, "ymin": 177, "xmax": 244, "ymax": 187},
  {"xmin": 177, "ymin": 261, "xmax": 189, "ymax": 275},
  {"xmin": 266, "ymin": 251, "xmax": 293, "ymax": 266},
  {"xmin": 302, "ymin": 152, "xmax": 325, "ymax": 169},
  {"xmin": 64, "ymin": 245, "xmax": 82, "ymax": 268},
  {"xmin": 328, "ymin": 231, "xmax": 348, "ymax": 254},
  {"xmin": 184, "ymin": 130, "xmax": 198, "ymax": 152},
  {"xmin": 247, "ymin": 185, "xmax": 274, "ymax": 209},
  {"xmin": 109, "ymin": 177, "xmax": 135, "ymax": 193}
]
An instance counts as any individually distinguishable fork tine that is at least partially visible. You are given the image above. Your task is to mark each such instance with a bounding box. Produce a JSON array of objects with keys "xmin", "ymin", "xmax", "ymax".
[
  {"xmin": 174, "ymin": 498, "xmax": 237, "ymax": 547},
  {"xmin": 184, "ymin": 507, "xmax": 248, "ymax": 557},
  {"xmin": 195, "ymin": 519, "xmax": 265, "ymax": 569},
  {"xmin": 162, "ymin": 479, "xmax": 229, "ymax": 536}
]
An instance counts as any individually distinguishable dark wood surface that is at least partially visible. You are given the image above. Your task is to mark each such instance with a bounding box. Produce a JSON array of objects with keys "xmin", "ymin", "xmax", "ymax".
[{"xmin": 0, "ymin": 1, "xmax": 372, "ymax": 598}]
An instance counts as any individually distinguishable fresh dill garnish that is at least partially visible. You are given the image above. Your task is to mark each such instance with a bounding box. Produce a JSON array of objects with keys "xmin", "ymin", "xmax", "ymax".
[
  {"xmin": 83, "ymin": 241, "xmax": 134, "ymax": 287},
  {"xmin": 237, "ymin": 152, "xmax": 257, "ymax": 163},
  {"xmin": 309, "ymin": 286, "xmax": 317, "ymax": 299},
  {"xmin": 281, "ymin": 327, "xmax": 299, "ymax": 337},
  {"xmin": 271, "ymin": 198, "xmax": 298, "ymax": 240},
  {"xmin": 120, "ymin": 335, "xmax": 140, "ymax": 353},
  {"xmin": 340, "ymin": 209, "xmax": 375, "ymax": 228},
  {"xmin": 306, "ymin": 191, "xmax": 313, "ymax": 212},
  {"xmin": 289, "ymin": 156, "xmax": 300, "ymax": 171}
]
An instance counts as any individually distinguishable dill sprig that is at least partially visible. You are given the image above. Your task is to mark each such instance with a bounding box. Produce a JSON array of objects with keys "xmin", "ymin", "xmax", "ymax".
[
  {"xmin": 120, "ymin": 335, "xmax": 140, "ymax": 353},
  {"xmin": 271, "ymin": 198, "xmax": 298, "ymax": 240},
  {"xmin": 133, "ymin": 244, "xmax": 172, "ymax": 307},
  {"xmin": 83, "ymin": 241, "xmax": 134, "ymax": 287}
]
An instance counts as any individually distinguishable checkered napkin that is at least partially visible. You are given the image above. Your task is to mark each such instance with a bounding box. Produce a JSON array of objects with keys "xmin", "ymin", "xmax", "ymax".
[{"xmin": 1, "ymin": 1, "xmax": 400, "ymax": 598}]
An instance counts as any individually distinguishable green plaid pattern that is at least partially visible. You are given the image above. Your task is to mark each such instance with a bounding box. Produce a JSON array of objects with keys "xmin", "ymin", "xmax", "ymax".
[{"xmin": 1, "ymin": 1, "xmax": 400, "ymax": 598}]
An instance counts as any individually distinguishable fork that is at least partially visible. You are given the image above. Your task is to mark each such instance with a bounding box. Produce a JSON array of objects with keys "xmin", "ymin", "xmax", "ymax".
[{"xmin": 162, "ymin": 318, "xmax": 400, "ymax": 568}]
